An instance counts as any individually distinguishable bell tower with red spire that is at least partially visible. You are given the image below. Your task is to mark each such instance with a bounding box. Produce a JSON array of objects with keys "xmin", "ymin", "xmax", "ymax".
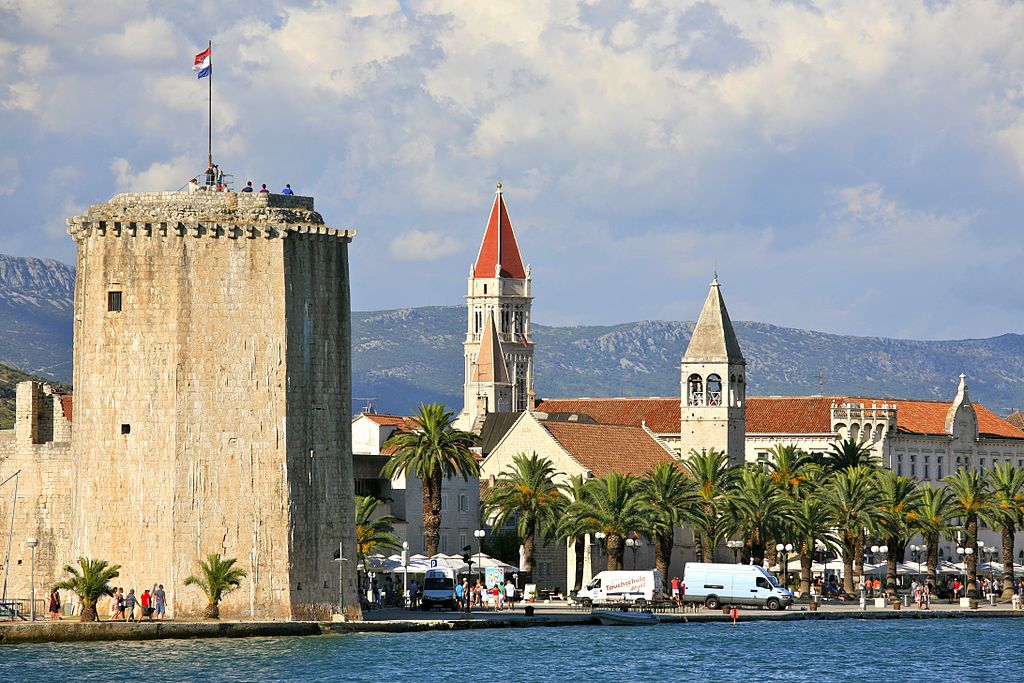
[{"xmin": 459, "ymin": 183, "xmax": 534, "ymax": 431}]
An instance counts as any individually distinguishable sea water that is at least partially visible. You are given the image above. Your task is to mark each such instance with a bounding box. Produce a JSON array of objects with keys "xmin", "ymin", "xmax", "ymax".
[{"xmin": 1, "ymin": 618, "xmax": 1019, "ymax": 682}]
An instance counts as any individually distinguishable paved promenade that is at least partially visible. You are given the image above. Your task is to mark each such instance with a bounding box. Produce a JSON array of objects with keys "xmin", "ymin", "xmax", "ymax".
[{"xmin": 2, "ymin": 600, "xmax": 1021, "ymax": 644}]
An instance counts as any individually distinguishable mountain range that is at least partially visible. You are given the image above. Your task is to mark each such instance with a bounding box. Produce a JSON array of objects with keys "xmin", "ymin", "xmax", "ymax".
[{"xmin": 2, "ymin": 254, "xmax": 1023, "ymax": 419}]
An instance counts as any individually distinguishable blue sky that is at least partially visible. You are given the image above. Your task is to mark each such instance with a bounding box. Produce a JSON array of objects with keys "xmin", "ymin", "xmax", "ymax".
[{"xmin": 1, "ymin": 0, "xmax": 1022, "ymax": 340}]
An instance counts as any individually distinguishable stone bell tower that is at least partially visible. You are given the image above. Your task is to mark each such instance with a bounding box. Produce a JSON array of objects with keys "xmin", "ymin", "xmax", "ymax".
[
  {"xmin": 459, "ymin": 184, "xmax": 534, "ymax": 431},
  {"xmin": 680, "ymin": 275, "xmax": 747, "ymax": 465},
  {"xmin": 67, "ymin": 190, "xmax": 358, "ymax": 620}
]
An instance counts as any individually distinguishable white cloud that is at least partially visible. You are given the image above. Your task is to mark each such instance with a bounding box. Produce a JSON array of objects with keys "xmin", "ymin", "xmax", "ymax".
[
  {"xmin": 111, "ymin": 155, "xmax": 194, "ymax": 192},
  {"xmin": 95, "ymin": 17, "xmax": 177, "ymax": 63},
  {"xmin": 388, "ymin": 228, "xmax": 462, "ymax": 261}
]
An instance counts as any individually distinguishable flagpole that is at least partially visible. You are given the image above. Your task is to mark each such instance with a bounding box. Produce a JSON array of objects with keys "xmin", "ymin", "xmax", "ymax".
[{"xmin": 207, "ymin": 39, "xmax": 213, "ymax": 168}]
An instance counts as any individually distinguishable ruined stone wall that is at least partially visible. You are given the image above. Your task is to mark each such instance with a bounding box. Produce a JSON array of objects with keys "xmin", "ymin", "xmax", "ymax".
[
  {"xmin": 0, "ymin": 383, "xmax": 73, "ymax": 605},
  {"xmin": 67, "ymin": 192, "xmax": 357, "ymax": 619}
]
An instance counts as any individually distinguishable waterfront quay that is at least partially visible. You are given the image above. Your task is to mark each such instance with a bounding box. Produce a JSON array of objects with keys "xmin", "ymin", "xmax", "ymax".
[{"xmin": 2, "ymin": 600, "xmax": 1022, "ymax": 644}]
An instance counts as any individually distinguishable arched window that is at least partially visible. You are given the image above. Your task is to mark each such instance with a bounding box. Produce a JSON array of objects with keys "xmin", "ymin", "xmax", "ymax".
[
  {"xmin": 706, "ymin": 374, "xmax": 722, "ymax": 406},
  {"xmin": 687, "ymin": 374, "xmax": 703, "ymax": 406}
]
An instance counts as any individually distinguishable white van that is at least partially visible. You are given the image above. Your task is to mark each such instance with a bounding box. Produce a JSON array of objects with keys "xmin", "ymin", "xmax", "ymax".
[
  {"xmin": 576, "ymin": 570, "xmax": 662, "ymax": 604},
  {"xmin": 421, "ymin": 567, "xmax": 457, "ymax": 610},
  {"xmin": 682, "ymin": 562, "xmax": 793, "ymax": 610}
]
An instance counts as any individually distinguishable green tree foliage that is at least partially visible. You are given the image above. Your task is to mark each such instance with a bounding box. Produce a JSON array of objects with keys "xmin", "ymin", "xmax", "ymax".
[{"xmin": 183, "ymin": 553, "xmax": 247, "ymax": 619}]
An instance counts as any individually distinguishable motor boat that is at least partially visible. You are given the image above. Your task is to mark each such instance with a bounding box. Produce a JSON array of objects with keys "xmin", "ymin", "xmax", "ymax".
[{"xmin": 593, "ymin": 609, "xmax": 660, "ymax": 626}]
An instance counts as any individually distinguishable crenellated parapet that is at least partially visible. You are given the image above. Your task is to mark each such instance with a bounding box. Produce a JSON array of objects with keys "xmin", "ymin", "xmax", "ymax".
[{"xmin": 66, "ymin": 192, "xmax": 356, "ymax": 243}]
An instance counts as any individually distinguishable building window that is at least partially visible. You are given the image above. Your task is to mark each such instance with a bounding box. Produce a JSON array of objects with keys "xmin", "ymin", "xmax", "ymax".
[
  {"xmin": 687, "ymin": 374, "xmax": 703, "ymax": 406},
  {"xmin": 924, "ymin": 456, "xmax": 930, "ymax": 480},
  {"xmin": 459, "ymin": 492, "xmax": 468, "ymax": 512},
  {"xmin": 910, "ymin": 455, "xmax": 916, "ymax": 478},
  {"xmin": 120, "ymin": 423, "xmax": 130, "ymax": 435},
  {"xmin": 706, "ymin": 374, "xmax": 722, "ymax": 406},
  {"xmin": 459, "ymin": 533, "xmax": 467, "ymax": 549},
  {"xmin": 897, "ymin": 455, "xmax": 903, "ymax": 476},
  {"xmin": 107, "ymin": 290, "xmax": 123, "ymax": 312},
  {"xmin": 980, "ymin": 458, "xmax": 986, "ymax": 470},
  {"xmin": 441, "ymin": 535, "xmax": 448, "ymax": 553},
  {"xmin": 937, "ymin": 457, "xmax": 943, "ymax": 480},
  {"xmin": 441, "ymin": 494, "xmax": 448, "ymax": 511}
]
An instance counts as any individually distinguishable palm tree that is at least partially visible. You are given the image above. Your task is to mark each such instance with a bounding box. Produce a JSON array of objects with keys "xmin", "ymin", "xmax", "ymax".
[
  {"xmin": 482, "ymin": 452, "xmax": 565, "ymax": 577},
  {"xmin": 682, "ymin": 448, "xmax": 737, "ymax": 562},
  {"xmin": 944, "ymin": 468, "xmax": 992, "ymax": 598},
  {"xmin": 183, "ymin": 553, "xmax": 247, "ymax": 619},
  {"xmin": 728, "ymin": 467, "xmax": 796, "ymax": 568},
  {"xmin": 875, "ymin": 470, "xmax": 922, "ymax": 596},
  {"xmin": 823, "ymin": 437, "xmax": 880, "ymax": 473},
  {"xmin": 381, "ymin": 403, "xmax": 479, "ymax": 556},
  {"xmin": 764, "ymin": 443, "xmax": 816, "ymax": 495},
  {"xmin": 912, "ymin": 484, "xmax": 957, "ymax": 585},
  {"xmin": 51, "ymin": 557, "xmax": 120, "ymax": 622},
  {"xmin": 355, "ymin": 495, "xmax": 402, "ymax": 573},
  {"xmin": 790, "ymin": 494, "xmax": 838, "ymax": 597},
  {"xmin": 557, "ymin": 474, "xmax": 590, "ymax": 593},
  {"xmin": 821, "ymin": 466, "xmax": 880, "ymax": 594},
  {"xmin": 984, "ymin": 463, "xmax": 1024, "ymax": 599},
  {"xmin": 638, "ymin": 462, "xmax": 699, "ymax": 593},
  {"xmin": 564, "ymin": 472, "xmax": 650, "ymax": 570}
]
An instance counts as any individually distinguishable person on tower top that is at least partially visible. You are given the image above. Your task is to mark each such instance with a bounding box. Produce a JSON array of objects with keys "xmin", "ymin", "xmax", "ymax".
[{"xmin": 281, "ymin": 183, "xmax": 294, "ymax": 195}]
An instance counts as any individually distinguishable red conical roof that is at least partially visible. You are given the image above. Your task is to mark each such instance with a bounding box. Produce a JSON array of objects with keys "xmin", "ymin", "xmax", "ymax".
[{"xmin": 473, "ymin": 184, "xmax": 527, "ymax": 279}]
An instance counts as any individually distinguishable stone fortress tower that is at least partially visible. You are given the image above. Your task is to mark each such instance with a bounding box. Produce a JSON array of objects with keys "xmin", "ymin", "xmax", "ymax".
[
  {"xmin": 459, "ymin": 184, "xmax": 534, "ymax": 431},
  {"xmin": 680, "ymin": 275, "xmax": 747, "ymax": 465},
  {"xmin": 66, "ymin": 191, "xmax": 358, "ymax": 619}
]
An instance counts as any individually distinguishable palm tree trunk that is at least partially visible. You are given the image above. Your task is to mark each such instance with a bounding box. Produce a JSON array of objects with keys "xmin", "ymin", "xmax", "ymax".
[
  {"xmin": 607, "ymin": 533, "xmax": 624, "ymax": 570},
  {"xmin": 842, "ymin": 532, "xmax": 855, "ymax": 594},
  {"xmin": 799, "ymin": 544, "xmax": 812, "ymax": 596},
  {"xmin": 853, "ymin": 533, "xmax": 864, "ymax": 585},
  {"xmin": 1002, "ymin": 524, "xmax": 1016, "ymax": 600},
  {"xmin": 521, "ymin": 518, "xmax": 536, "ymax": 575},
  {"xmin": 693, "ymin": 530, "xmax": 705, "ymax": 563},
  {"xmin": 654, "ymin": 533, "xmax": 672, "ymax": 594},
  {"xmin": 966, "ymin": 515, "xmax": 979, "ymax": 598},
  {"xmin": 573, "ymin": 536, "xmax": 586, "ymax": 592},
  {"xmin": 926, "ymin": 534, "xmax": 939, "ymax": 586},
  {"xmin": 81, "ymin": 604, "xmax": 98, "ymax": 622},
  {"xmin": 885, "ymin": 536, "xmax": 898, "ymax": 597},
  {"xmin": 422, "ymin": 473, "xmax": 441, "ymax": 556}
]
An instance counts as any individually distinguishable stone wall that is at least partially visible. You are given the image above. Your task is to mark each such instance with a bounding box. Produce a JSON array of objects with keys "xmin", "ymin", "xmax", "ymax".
[
  {"xmin": 66, "ymin": 192, "xmax": 357, "ymax": 620},
  {"xmin": 0, "ymin": 383, "xmax": 73, "ymax": 604}
]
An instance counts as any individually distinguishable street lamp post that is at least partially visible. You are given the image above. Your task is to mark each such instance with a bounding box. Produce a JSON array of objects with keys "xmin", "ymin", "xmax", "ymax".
[
  {"xmin": 25, "ymin": 537, "xmax": 37, "ymax": 622},
  {"xmin": 334, "ymin": 541, "xmax": 349, "ymax": 619},
  {"xmin": 594, "ymin": 532, "xmax": 606, "ymax": 570},
  {"xmin": 401, "ymin": 541, "xmax": 410, "ymax": 609},
  {"xmin": 775, "ymin": 543, "xmax": 793, "ymax": 587},
  {"xmin": 474, "ymin": 529, "xmax": 486, "ymax": 583},
  {"xmin": 727, "ymin": 540, "xmax": 743, "ymax": 564}
]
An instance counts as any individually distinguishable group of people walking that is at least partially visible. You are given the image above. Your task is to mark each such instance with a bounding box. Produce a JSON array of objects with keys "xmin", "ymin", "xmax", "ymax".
[
  {"xmin": 108, "ymin": 585, "xmax": 167, "ymax": 622},
  {"xmin": 455, "ymin": 578, "xmax": 518, "ymax": 611}
]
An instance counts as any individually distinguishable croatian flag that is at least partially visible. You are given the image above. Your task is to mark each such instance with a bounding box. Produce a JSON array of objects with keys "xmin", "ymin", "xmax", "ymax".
[{"xmin": 193, "ymin": 46, "xmax": 211, "ymax": 79}]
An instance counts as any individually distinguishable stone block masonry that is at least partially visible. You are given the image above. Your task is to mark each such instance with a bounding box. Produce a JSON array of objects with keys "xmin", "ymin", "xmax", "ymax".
[{"xmin": 64, "ymin": 191, "xmax": 358, "ymax": 620}]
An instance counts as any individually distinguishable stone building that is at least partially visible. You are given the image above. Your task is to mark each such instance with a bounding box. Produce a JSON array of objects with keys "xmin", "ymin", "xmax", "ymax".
[
  {"xmin": 458, "ymin": 184, "xmax": 534, "ymax": 432},
  {"xmin": 352, "ymin": 412, "xmax": 481, "ymax": 555},
  {"xmin": 0, "ymin": 382, "xmax": 73, "ymax": 605},
  {"xmin": 56, "ymin": 190, "xmax": 358, "ymax": 619}
]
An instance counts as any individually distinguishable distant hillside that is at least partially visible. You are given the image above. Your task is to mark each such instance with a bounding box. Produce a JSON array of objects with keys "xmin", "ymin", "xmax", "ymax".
[
  {"xmin": 0, "ymin": 254, "xmax": 74, "ymax": 381},
  {"xmin": 3, "ymin": 255, "xmax": 1024, "ymax": 419},
  {"xmin": 353, "ymin": 307, "xmax": 1024, "ymax": 417}
]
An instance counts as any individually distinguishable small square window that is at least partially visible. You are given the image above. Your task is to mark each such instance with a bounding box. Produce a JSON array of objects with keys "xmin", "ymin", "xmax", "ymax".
[
  {"xmin": 107, "ymin": 291, "xmax": 123, "ymax": 312},
  {"xmin": 121, "ymin": 424, "xmax": 130, "ymax": 435}
]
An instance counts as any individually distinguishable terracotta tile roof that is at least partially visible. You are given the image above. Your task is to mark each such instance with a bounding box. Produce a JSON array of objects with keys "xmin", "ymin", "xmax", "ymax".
[
  {"xmin": 473, "ymin": 186, "xmax": 527, "ymax": 279},
  {"xmin": 59, "ymin": 394, "xmax": 72, "ymax": 423},
  {"xmin": 360, "ymin": 413, "xmax": 418, "ymax": 429},
  {"xmin": 539, "ymin": 394, "xmax": 1024, "ymax": 441},
  {"xmin": 540, "ymin": 420, "xmax": 676, "ymax": 477},
  {"xmin": 535, "ymin": 398, "xmax": 679, "ymax": 433},
  {"xmin": 848, "ymin": 397, "xmax": 1024, "ymax": 440},
  {"xmin": 745, "ymin": 397, "xmax": 834, "ymax": 434},
  {"xmin": 1007, "ymin": 411, "xmax": 1024, "ymax": 431}
]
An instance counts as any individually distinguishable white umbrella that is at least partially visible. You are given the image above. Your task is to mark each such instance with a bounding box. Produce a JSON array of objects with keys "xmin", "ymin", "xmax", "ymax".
[{"xmin": 977, "ymin": 562, "xmax": 1003, "ymax": 575}]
